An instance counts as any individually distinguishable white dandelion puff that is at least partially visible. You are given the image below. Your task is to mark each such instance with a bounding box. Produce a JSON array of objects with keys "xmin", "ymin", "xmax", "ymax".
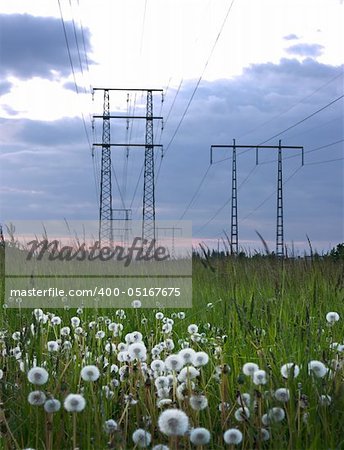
[
  {"xmin": 253, "ymin": 369, "xmax": 267, "ymax": 385},
  {"xmin": 280, "ymin": 362, "xmax": 300, "ymax": 379},
  {"xmin": 47, "ymin": 341, "xmax": 59, "ymax": 352},
  {"xmin": 132, "ymin": 428, "xmax": 151, "ymax": 448},
  {"xmin": 44, "ymin": 398, "xmax": 61, "ymax": 413},
  {"xmin": 63, "ymin": 394, "xmax": 86, "ymax": 412},
  {"xmin": 128, "ymin": 342, "xmax": 147, "ymax": 361},
  {"xmin": 179, "ymin": 348, "xmax": 196, "ymax": 365},
  {"xmin": 27, "ymin": 367, "xmax": 49, "ymax": 386},
  {"xmin": 157, "ymin": 398, "xmax": 173, "ymax": 408},
  {"xmin": 158, "ymin": 409, "xmax": 189, "ymax": 436},
  {"xmin": 104, "ymin": 419, "xmax": 118, "ymax": 434},
  {"xmin": 151, "ymin": 359, "xmax": 165, "ymax": 373},
  {"xmin": 234, "ymin": 406, "xmax": 250, "ymax": 422},
  {"xmin": 319, "ymin": 394, "xmax": 332, "ymax": 406},
  {"xmin": 51, "ymin": 316, "xmax": 61, "ymax": 326},
  {"xmin": 223, "ymin": 428, "xmax": 243, "ymax": 445},
  {"xmin": 187, "ymin": 324, "xmax": 198, "ymax": 334},
  {"xmin": 105, "ymin": 342, "xmax": 116, "ymax": 353},
  {"xmin": 177, "ymin": 366, "xmax": 200, "ymax": 382},
  {"xmin": 71, "ymin": 316, "xmax": 80, "ymax": 328},
  {"xmin": 192, "ymin": 351, "xmax": 209, "ymax": 367},
  {"xmin": 260, "ymin": 428, "xmax": 270, "ymax": 441},
  {"xmin": 237, "ymin": 393, "xmax": 251, "ymax": 407},
  {"xmin": 131, "ymin": 299, "xmax": 142, "ymax": 308},
  {"xmin": 268, "ymin": 407, "xmax": 285, "ymax": 422},
  {"xmin": 152, "ymin": 445, "xmax": 170, "ymax": 450},
  {"xmin": 243, "ymin": 362, "xmax": 259, "ymax": 376},
  {"xmin": 156, "ymin": 312, "xmax": 164, "ymax": 320},
  {"xmin": 60, "ymin": 326, "xmax": 71, "ymax": 336},
  {"xmin": 28, "ymin": 390, "xmax": 46, "ymax": 406},
  {"xmin": 190, "ymin": 427, "xmax": 211, "ymax": 445},
  {"xmin": 326, "ymin": 311, "xmax": 340, "ymax": 324},
  {"xmin": 81, "ymin": 365, "xmax": 100, "ymax": 382},
  {"xmin": 155, "ymin": 376, "xmax": 170, "ymax": 390},
  {"xmin": 165, "ymin": 354, "xmax": 183, "ymax": 372},
  {"xmin": 189, "ymin": 394, "xmax": 208, "ymax": 411},
  {"xmin": 308, "ymin": 360, "xmax": 328, "ymax": 378},
  {"xmin": 274, "ymin": 388, "xmax": 290, "ymax": 402}
]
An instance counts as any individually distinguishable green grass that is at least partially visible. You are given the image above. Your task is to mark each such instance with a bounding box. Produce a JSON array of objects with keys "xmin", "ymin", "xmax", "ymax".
[{"xmin": 0, "ymin": 255, "xmax": 343, "ymax": 449}]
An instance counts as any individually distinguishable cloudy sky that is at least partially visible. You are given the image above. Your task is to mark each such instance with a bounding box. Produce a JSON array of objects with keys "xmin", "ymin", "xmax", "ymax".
[{"xmin": 0, "ymin": 0, "xmax": 343, "ymax": 254}]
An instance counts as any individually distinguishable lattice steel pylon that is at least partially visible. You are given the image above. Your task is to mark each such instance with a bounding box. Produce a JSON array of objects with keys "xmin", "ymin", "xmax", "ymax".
[
  {"xmin": 142, "ymin": 90, "xmax": 155, "ymax": 246},
  {"xmin": 276, "ymin": 140, "xmax": 284, "ymax": 258},
  {"xmin": 231, "ymin": 139, "xmax": 238, "ymax": 255},
  {"xmin": 99, "ymin": 89, "xmax": 113, "ymax": 246}
]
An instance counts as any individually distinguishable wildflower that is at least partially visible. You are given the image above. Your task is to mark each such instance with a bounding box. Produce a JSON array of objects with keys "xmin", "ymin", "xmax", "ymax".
[
  {"xmin": 242, "ymin": 362, "xmax": 259, "ymax": 376},
  {"xmin": 47, "ymin": 341, "xmax": 59, "ymax": 352},
  {"xmin": 319, "ymin": 394, "xmax": 332, "ymax": 406},
  {"xmin": 117, "ymin": 342, "xmax": 128, "ymax": 352},
  {"xmin": 280, "ymin": 362, "xmax": 300, "ymax": 378},
  {"xmin": 253, "ymin": 369, "xmax": 267, "ymax": 385},
  {"xmin": 234, "ymin": 406, "xmax": 250, "ymax": 421},
  {"xmin": 104, "ymin": 419, "xmax": 118, "ymax": 434},
  {"xmin": 27, "ymin": 367, "xmax": 49, "ymax": 385},
  {"xmin": 326, "ymin": 311, "xmax": 340, "ymax": 324},
  {"xmin": 64, "ymin": 394, "xmax": 86, "ymax": 412},
  {"xmin": 105, "ymin": 343, "xmax": 116, "ymax": 353},
  {"xmin": 223, "ymin": 428, "xmax": 243, "ymax": 445},
  {"xmin": 132, "ymin": 299, "xmax": 142, "ymax": 308},
  {"xmin": 33, "ymin": 308, "xmax": 44, "ymax": 321},
  {"xmin": 128, "ymin": 342, "xmax": 147, "ymax": 361},
  {"xmin": 60, "ymin": 326, "xmax": 71, "ymax": 336},
  {"xmin": 236, "ymin": 393, "xmax": 251, "ymax": 407},
  {"xmin": 158, "ymin": 408, "xmax": 189, "ymax": 436},
  {"xmin": 192, "ymin": 351, "xmax": 209, "ymax": 367},
  {"xmin": 189, "ymin": 394, "xmax": 208, "ymax": 411},
  {"xmin": 81, "ymin": 365, "xmax": 100, "ymax": 382},
  {"xmin": 218, "ymin": 402, "xmax": 231, "ymax": 412},
  {"xmin": 96, "ymin": 330, "xmax": 105, "ymax": 339},
  {"xmin": 308, "ymin": 360, "xmax": 328, "ymax": 378},
  {"xmin": 190, "ymin": 427, "xmax": 211, "ymax": 445},
  {"xmin": 260, "ymin": 428, "xmax": 270, "ymax": 441},
  {"xmin": 71, "ymin": 317, "xmax": 80, "ymax": 327},
  {"xmin": 132, "ymin": 428, "xmax": 151, "ymax": 448},
  {"xmin": 165, "ymin": 354, "xmax": 183, "ymax": 372},
  {"xmin": 268, "ymin": 407, "xmax": 285, "ymax": 422},
  {"xmin": 155, "ymin": 376, "xmax": 170, "ymax": 389},
  {"xmin": 51, "ymin": 316, "xmax": 61, "ymax": 326},
  {"xmin": 44, "ymin": 399, "xmax": 61, "ymax": 413},
  {"xmin": 165, "ymin": 338, "xmax": 175, "ymax": 351},
  {"xmin": 157, "ymin": 398, "xmax": 173, "ymax": 408},
  {"xmin": 28, "ymin": 390, "xmax": 46, "ymax": 406},
  {"xmin": 151, "ymin": 359, "xmax": 165, "ymax": 373},
  {"xmin": 177, "ymin": 366, "xmax": 200, "ymax": 382},
  {"xmin": 156, "ymin": 312, "xmax": 164, "ymax": 320},
  {"xmin": 0, "ymin": 369, "xmax": 3, "ymax": 379},
  {"xmin": 162, "ymin": 323, "xmax": 173, "ymax": 333},
  {"xmin": 274, "ymin": 388, "xmax": 290, "ymax": 402},
  {"xmin": 178, "ymin": 312, "xmax": 186, "ymax": 319},
  {"xmin": 187, "ymin": 324, "xmax": 198, "ymax": 334},
  {"xmin": 179, "ymin": 348, "xmax": 196, "ymax": 365}
]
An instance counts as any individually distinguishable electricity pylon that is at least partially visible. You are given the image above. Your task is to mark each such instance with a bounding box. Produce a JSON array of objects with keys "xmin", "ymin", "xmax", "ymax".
[
  {"xmin": 93, "ymin": 88, "xmax": 163, "ymax": 248},
  {"xmin": 211, "ymin": 140, "xmax": 304, "ymax": 258}
]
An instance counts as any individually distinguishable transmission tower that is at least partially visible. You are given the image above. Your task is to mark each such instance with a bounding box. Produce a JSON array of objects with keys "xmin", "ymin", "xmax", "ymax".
[
  {"xmin": 98, "ymin": 89, "xmax": 113, "ymax": 246},
  {"xmin": 211, "ymin": 140, "xmax": 304, "ymax": 258},
  {"xmin": 156, "ymin": 226, "xmax": 183, "ymax": 259},
  {"xmin": 93, "ymin": 88, "xmax": 163, "ymax": 248}
]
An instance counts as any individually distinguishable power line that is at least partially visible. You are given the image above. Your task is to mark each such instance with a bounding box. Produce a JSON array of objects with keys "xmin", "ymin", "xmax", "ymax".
[{"xmin": 179, "ymin": 165, "xmax": 212, "ymax": 219}]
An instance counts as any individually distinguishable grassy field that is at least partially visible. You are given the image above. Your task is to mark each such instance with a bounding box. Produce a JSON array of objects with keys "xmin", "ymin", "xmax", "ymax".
[{"xmin": 0, "ymin": 255, "xmax": 343, "ymax": 449}]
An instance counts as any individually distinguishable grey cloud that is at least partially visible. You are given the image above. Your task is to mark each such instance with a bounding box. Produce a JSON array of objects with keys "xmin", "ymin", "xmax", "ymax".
[
  {"xmin": 286, "ymin": 43, "xmax": 324, "ymax": 57},
  {"xmin": 0, "ymin": 80, "xmax": 12, "ymax": 95},
  {"xmin": 283, "ymin": 33, "xmax": 300, "ymax": 41},
  {"xmin": 0, "ymin": 13, "xmax": 93, "ymax": 80},
  {"xmin": 1, "ymin": 58, "xmax": 343, "ymax": 250}
]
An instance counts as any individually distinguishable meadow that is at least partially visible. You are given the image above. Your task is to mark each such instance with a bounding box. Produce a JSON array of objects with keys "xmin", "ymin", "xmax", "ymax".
[{"xmin": 0, "ymin": 253, "xmax": 343, "ymax": 450}]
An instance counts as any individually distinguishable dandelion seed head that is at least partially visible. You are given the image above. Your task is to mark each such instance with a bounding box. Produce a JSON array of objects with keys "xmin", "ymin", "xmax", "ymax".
[
  {"xmin": 243, "ymin": 362, "xmax": 259, "ymax": 376},
  {"xmin": 280, "ymin": 362, "xmax": 300, "ymax": 378},
  {"xmin": 104, "ymin": 419, "xmax": 118, "ymax": 434},
  {"xmin": 189, "ymin": 394, "xmax": 208, "ymax": 411},
  {"xmin": 308, "ymin": 360, "xmax": 328, "ymax": 378},
  {"xmin": 260, "ymin": 428, "xmax": 270, "ymax": 441},
  {"xmin": 158, "ymin": 409, "xmax": 189, "ymax": 436},
  {"xmin": 319, "ymin": 394, "xmax": 332, "ymax": 406},
  {"xmin": 237, "ymin": 393, "xmax": 251, "ymax": 407},
  {"xmin": 27, "ymin": 367, "xmax": 49, "ymax": 385},
  {"xmin": 128, "ymin": 342, "xmax": 147, "ymax": 361},
  {"xmin": 274, "ymin": 388, "xmax": 290, "ymax": 402},
  {"xmin": 63, "ymin": 393, "xmax": 86, "ymax": 412},
  {"xmin": 152, "ymin": 445, "xmax": 169, "ymax": 450},
  {"xmin": 223, "ymin": 428, "xmax": 243, "ymax": 445},
  {"xmin": 71, "ymin": 316, "xmax": 80, "ymax": 327},
  {"xmin": 234, "ymin": 406, "xmax": 250, "ymax": 421},
  {"xmin": 44, "ymin": 398, "xmax": 61, "ymax": 413},
  {"xmin": 177, "ymin": 366, "xmax": 200, "ymax": 382},
  {"xmin": 51, "ymin": 316, "xmax": 61, "ymax": 326},
  {"xmin": 81, "ymin": 365, "xmax": 100, "ymax": 382},
  {"xmin": 326, "ymin": 311, "xmax": 340, "ymax": 324},
  {"xmin": 253, "ymin": 369, "xmax": 267, "ymax": 385},
  {"xmin": 47, "ymin": 340, "xmax": 59, "ymax": 352},
  {"xmin": 131, "ymin": 299, "xmax": 142, "ymax": 308},
  {"xmin": 156, "ymin": 312, "xmax": 164, "ymax": 320},
  {"xmin": 187, "ymin": 324, "xmax": 198, "ymax": 334},
  {"xmin": 192, "ymin": 351, "xmax": 209, "ymax": 367},
  {"xmin": 179, "ymin": 348, "xmax": 196, "ymax": 365},
  {"xmin": 268, "ymin": 406, "xmax": 285, "ymax": 422},
  {"xmin": 190, "ymin": 427, "xmax": 211, "ymax": 445},
  {"xmin": 28, "ymin": 390, "xmax": 46, "ymax": 406},
  {"xmin": 132, "ymin": 428, "xmax": 151, "ymax": 448},
  {"xmin": 165, "ymin": 354, "xmax": 183, "ymax": 372}
]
